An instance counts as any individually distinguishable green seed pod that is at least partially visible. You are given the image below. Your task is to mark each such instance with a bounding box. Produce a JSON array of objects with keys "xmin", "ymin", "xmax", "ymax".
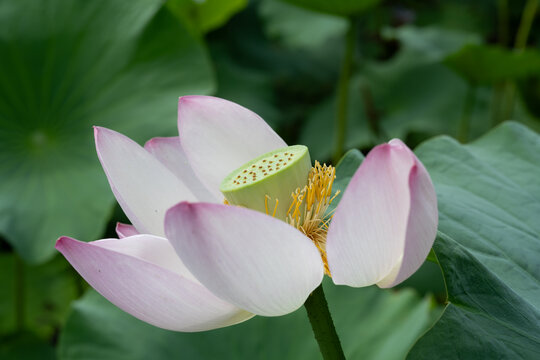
[{"xmin": 220, "ymin": 145, "xmax": 311, "ymax": 221}]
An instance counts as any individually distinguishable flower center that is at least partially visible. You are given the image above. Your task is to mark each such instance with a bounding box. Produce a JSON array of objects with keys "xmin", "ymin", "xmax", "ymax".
[
  {"xmin": 284, "ymin": 161, "xmax": 339, "ymax": 275},
  {"xmin": 220, "ymin": 146, "xmax": 339, "ymax": 275}
]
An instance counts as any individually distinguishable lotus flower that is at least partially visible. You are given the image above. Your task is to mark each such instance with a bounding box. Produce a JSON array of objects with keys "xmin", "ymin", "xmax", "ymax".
[{"xmin": 56, "ymin": 96, "xmax": 438, "ymax": 332}]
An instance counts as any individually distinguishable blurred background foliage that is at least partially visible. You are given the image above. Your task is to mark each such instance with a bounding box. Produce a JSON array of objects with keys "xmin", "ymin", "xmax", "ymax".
[{"xmin": 0, "ymin": 0, "xmax": 539, "ymax": 359}]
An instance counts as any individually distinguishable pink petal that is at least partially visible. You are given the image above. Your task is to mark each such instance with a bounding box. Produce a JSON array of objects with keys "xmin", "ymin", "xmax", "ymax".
[
  {"xmin": 177, "ymin": 96, "xmax": 287, "ymax": 196},
  {"xmin": 95, "ymin": 127, "xmax": 199, "ymax": 236},
  {"xmin": 144, "ymin": 137, "xmax": 217, "ymax": 203},
  {"xmin": 326, "ymin": 139, "xmax": 438, "ymax": 287},
  {"xmin": 115, "ymin": 223, "xmax": 139, "ymax": 238},
  {"xmin": 164, "ymin": 202, "xmax": 324, "ymax": 317},
  {"xmin": 376, "ymin": 140, "xmax": 438, "ymax": 287},
  {"xmin": 56, "ymin": 235, "xmax": 253, "ymax": 331}
]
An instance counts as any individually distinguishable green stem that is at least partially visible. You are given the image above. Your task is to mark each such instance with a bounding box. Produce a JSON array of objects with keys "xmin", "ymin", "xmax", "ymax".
[
  {"xmin": 458, "ymin": 85, "xmax": 476, "ymax": 143},
  {"xmin": 332, "ymin": 19, "xmax": 356, "ymax": 165},
  {"xmin": 15, "ymin": 255, "xmax": 25, "ymax": 331},
  {"xmin": 304, "ymin": 285, "xmax": 346, "ymax": 360},
  {"xmin": 498, "ymin": 0, "xmax": 538, "ymax": 122},
  {"xmin": 515, "ymin": 0, "xmax": 539, "ymax": 50}
]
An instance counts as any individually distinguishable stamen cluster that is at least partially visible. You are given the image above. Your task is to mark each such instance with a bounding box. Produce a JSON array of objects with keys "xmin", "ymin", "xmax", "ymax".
[
  {"xmin": 286, "ymin": 161, "xmax": 339, "ymax": 275},
  {"xmin": 225, "ymin": 153, "xmax": 339, "ymax": 276}
]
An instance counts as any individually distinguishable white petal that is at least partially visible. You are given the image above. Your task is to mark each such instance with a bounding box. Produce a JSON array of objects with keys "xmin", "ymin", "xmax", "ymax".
[
  {"xmin": 377, "ymin": 140, "xmax": 438, "ymax": 287},
  {"xmin": 95, "ymin": 127, "xmax": 198, "ymax": 236},
  {"xmin": 93, "ymin": 234, "xmax": 197, "ymax": 282},
  {"xmin": 56, "ymin": 235, "xmax": 253, "ymax": 331},
  {"xmin": 144, "ymin": 137, "xmax": 217, "ymax": 203},
  {"xmin": 327, "ymin": 139, "xmax": 437, "ymax": 287},
  {"xmin": 178, "ymin": 96, "xmax": 287, "ymax": 197},
  {"xmin": 164, "ymin": 202, "xmax": 324, "ymax": 316}
]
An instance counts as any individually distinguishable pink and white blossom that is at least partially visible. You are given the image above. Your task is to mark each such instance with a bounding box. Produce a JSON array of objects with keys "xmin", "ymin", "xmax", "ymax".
[{"xmin": 57, "ymin": 96, "xmax": 438, "ymax": 332}]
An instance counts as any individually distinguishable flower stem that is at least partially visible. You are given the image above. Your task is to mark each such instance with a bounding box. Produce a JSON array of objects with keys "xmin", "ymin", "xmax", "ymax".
[
  {"xmin": 515, "ymin": 0, "xmax": 538, "ymax": 50},
  {"xmin": 498, "ymin": 0, "xmax": 538, "ymax": 123},
  {"xmin": 304, "ymin": 284, "xmax": 346, "ymax": 360},
  {"xmin": 332, "ymin": 19, "xmax": 356, "ymax": 165}
]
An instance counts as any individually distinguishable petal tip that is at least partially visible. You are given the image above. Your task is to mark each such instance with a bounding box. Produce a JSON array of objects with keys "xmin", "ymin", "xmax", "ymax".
[
  {"xmin": 143, "ymin": 137, "xmax": 158, "ymax": 150},
  {"xmin": 166, "ymin": 200, "xmax": 194, "ymax": 218},
  {"xmin": 94, "ymin": 126, "xmax": 117, "ymax": 147},
  {"xmin": 143, "ymin": 137, "xmax": 177, "ymax": 151},
  {"xmin": 373, "ymin": 142, "xmax": 393, "ymax": 154},
  {"xmin": 93, "ymin": 126, "xmax": 107, "ymax": 137},
  {"xmin": 388, "ymin": 138, "xmax": 406, "ymax": 147},
  {"xmin": 55, "ymin": 236, "xmax": 74, "ymax": 251},
  {"xmin": 93, "ymin": 126, "xmax": 100, "ymax": 141},
  {"xmin": 178, "ymin": 95, "xmax": 205, "ymax": 105},
  {"xmin": 388, "ymin": 139, "xmax": 414, "ymax": 157},
  {"xmin": 178, "ymin": 95, "xmax": 228, "ymax": 108},
  {"xmin": 178, "ymin": 95, "xmax": 190, "ymax": 105}
]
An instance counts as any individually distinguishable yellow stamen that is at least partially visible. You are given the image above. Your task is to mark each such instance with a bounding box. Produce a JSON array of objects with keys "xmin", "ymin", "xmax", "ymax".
[
  {"xmin": 285, "ymin": 161, "xmax": 339, "ymax": 276},
  {"xmin": 264, "ymin": 195, "xmax": 279, "ymax": 218}
]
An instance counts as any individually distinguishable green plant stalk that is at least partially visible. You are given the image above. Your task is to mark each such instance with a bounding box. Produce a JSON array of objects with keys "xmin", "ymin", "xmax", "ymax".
[
  {"xmin": 498, "ymin": 0, "xmax": 539, "ymax": 122},
  {"xmin": 332, "ymin": 19, "xmax": 355, "ymax": 165},
  {"xmin": 515, "ymin": 0, "xmax": 539, "ymax": 50},
  {"xmin": 304, "ymin": 284, "xmax": 346, "ymax": 360},
  {"xmin": 458, "ymin": 85, "xmax": 477, "ymax": 143},
  {"xmin": 15, "ymin": 255, "xmax": 25, "ymax": 331},
  {"xmin": 493, "ymin": 0, "xmax": 510, "ymax": 125}
]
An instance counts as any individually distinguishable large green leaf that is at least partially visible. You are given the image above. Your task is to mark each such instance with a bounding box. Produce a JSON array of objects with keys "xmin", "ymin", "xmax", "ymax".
[
  {"xmin": 445, "ymin": 44, "xmax": 540, "ymax": 84},
  {"xmin": 58, "ymin": 280, "xmax": 436, "ymax": 360},
  {"xmin": 408, "ymin": 234, "xmax": 540, "ymax": 359},
  {"xmin": 0, "ymin": 0, "xmax": 214, "ymax": 264},
  {"xmin": 408, "ymin": 122, "xmax": 540, "ymax": 358},
  {"xmin": 280, "ymin": 0, "xmax": 381, "ymax": 17}
]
